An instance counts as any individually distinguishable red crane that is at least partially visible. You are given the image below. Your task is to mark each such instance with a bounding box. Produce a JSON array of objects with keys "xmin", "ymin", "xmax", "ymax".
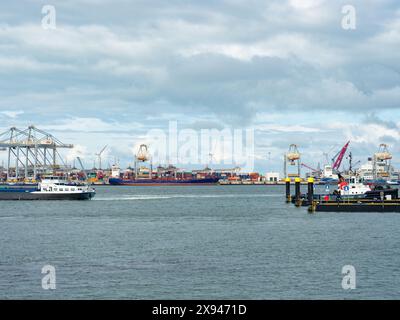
[
  {"xmin": 301, "ymin": 163, "xmax": 319, "ymax": 172},
  {"xmin": 332, "ymin": 141, "xmax": 350, "ymax": 171}
]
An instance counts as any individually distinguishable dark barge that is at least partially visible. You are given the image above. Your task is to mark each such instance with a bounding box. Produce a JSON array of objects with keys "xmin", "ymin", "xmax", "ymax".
[{"xmin": 309, "ymin": 199, "xmax": 400, "ymax": 212}]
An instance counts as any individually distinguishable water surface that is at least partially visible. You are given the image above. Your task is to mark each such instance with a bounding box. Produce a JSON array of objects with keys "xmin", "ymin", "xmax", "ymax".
[{"xmin": 0, "ymin": 185, "xmax": 399, "ymax": 299}]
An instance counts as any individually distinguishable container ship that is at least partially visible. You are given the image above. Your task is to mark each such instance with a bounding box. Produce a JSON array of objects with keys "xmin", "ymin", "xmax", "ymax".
[
  {"xmin": 109, "ymin": 176, "xmax": 219, "ymax": 186},
  {"xmin": 108, "ymin": 164, "xmax": 219, "ymax": 186}
]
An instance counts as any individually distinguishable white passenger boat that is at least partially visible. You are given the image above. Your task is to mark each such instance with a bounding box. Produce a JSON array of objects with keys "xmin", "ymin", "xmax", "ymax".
[{"xmin": 0, "ymin": 176, "xmax": 95, "ymax": 200}]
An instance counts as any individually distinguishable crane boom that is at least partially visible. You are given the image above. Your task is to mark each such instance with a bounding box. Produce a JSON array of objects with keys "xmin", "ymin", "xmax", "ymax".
[
  {"xmin": 76, "ymin": 156, "xmax": 85, "ymax": 170},
  {"xmin": 301, "ymin": 163, "xmax": 319, "ymax": 172},
  {"xmin": 332, "ymin": 141, "xmax": 350, "ymax": 171},
  {"xmin": 76, "ymin": 156, "xmax": 88, "ymax": 180}
]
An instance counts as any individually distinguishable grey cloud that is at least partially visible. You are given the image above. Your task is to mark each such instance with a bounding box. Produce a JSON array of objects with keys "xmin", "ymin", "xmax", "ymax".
[
  {"xmin": 379, "ymin": 135, "xmax": 398, "ymax": 144},
  {"xmin": 364, "ymin": 113, "xmax": 399, "ymax": 130}
]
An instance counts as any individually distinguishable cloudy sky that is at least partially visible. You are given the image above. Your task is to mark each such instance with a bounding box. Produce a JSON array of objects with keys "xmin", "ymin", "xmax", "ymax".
[{"xmin": 0, "ymin": 0, "xmax": 399, "ymax": 173}]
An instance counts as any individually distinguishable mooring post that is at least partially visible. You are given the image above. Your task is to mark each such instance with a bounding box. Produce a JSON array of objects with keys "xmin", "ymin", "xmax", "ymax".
[
  {"xmin": 308, "ymin": 200, "xmax": 317, "ymax": 213},
  {"xmin": 307, "ymin": 177, "xmax": 314, "ymax": 204},
  {"xmin": 307, "ymin": 177, "xmax": 315, "ymax": 213},
  {"xmin": 285, "ymin": 178, "xmax": 291, "ymax": 203},
  {"xmin": 295, "ymin": 177, "xmax": 301, "ymax": 207}
]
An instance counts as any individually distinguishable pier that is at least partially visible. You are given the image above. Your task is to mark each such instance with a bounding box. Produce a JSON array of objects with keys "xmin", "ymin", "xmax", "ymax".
[{"xmin": 285, "ymin": 177, "xmax": 400, "ymax": 213}]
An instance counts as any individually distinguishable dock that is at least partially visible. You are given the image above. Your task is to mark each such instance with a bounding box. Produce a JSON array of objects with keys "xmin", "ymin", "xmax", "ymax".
[
  {"xmin": 285, "ymin": 177, "xmax": 400, "ymax": 213},
  {"xmin": 309, "ymin": 200, "xmax": 400, "ymax": 212}
]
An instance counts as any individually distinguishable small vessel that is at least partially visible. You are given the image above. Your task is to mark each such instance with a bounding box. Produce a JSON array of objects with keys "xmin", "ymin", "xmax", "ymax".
[
  {"xmin": 329, "ymin": 175, "xmax": 398, "ymax": 200},
  {"xmin": 337, "ymin": 176, "xmax": 371, "ymax": 196},
  {"xmin": 319, "ymin": 165, "xmax": 339, "ymax": 184},
  {"xmin": 0, "ymin": 176, "xmax": 95, "ymax": 200},
  {"xmin": 336, "ymin": 175, "xmax": 398, "ymax": 200}
]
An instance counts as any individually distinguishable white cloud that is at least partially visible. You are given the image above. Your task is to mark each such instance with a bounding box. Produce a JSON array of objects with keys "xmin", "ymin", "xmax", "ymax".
[
  {"xmin": 39, "ymin": 117, "xmax": 143, "ymax": 133},
  {"xmin": 289, "ymin": 0, "xmax": 326, "ymax": 9},
  {"xmin": 66, "ymin": 144, "xmax": 89, "ymax": 162},
  {"xmin": 0, "ymin": 110, "xmax": 24, "ymax": 118},
  {"xmin": 0, "ymin": 56, "xmax": 75, "ymax": 72},
  {"xmin": 327, "ymin": 122, "xmax": 400, "ymax": 145},
  {"xmin": 256, "ymin": 124, "xmax": 322, "ymax": 133},
  {"xmin": 179, "ymin": 33, "xmax": 343, "ymax": 67}
]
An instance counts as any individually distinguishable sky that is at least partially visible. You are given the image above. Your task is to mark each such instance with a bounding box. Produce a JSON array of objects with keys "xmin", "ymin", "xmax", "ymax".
[{"xmin": 0, "ymin": 0, "xmax": 400, "ymax": 174}]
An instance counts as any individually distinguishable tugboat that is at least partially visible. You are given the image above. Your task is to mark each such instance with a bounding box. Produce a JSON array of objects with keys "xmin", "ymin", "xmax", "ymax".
[
  {"xmin": 334, "ymin": 174, "xmax": 398, "ymax": 200},
  {"xmin": 0, "ymin": 176, "xmax": 95, "ymax": 200},
  {"xmin": 335, "ymin": 175, "xmax": 371, "ymax": 197}
]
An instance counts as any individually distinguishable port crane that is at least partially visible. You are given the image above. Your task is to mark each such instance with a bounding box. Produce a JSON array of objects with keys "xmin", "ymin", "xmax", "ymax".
[
  {"xmin": 331, "ymin": 141, "xmax": 350, "ymax": 172},
  {"xmin": 373, "ymin": 144, "xmax": 392, "ymax": 179},
  {"xmin": 134, "ymin": 144, "xmax": 153, "ymax": 179},
  {"xmin": 284, "ymin": 144, "xmax": 301, "ymax": 178},
  {"xmin": 301, "ymin": 163, "xmax": 320, "ymax": 173},
  {"xmin": 0, "ymin": 126, "xmax": 73, "ymax": 181}
]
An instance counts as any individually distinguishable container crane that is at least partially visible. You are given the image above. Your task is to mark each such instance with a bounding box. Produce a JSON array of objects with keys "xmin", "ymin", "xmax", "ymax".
[
  {"xmin": 375, "ymin": 144, "xmax": 392, "ymax": 161},
  {"xmin": 373, "ymin": 144, "xmax": 392, "ymax": 180},
  {"xmin": 136, "ymin": 144, "xmax": 150, "ymax": 162},
  {"xmin": 0, "ymin": 126, "xmax": 73, "ymax": 181},
  {"xmin": 134, "ymin": 144, "xmax": 152, "ymax": 179},
  {"xmin": 284, "ymin": 144, "xmax": 301, "ymax": 178}
]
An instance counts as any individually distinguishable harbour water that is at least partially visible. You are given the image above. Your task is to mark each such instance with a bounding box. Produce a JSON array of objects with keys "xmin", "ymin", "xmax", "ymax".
[{"xmin": 0, "ymin": 185, "xmax": 399, "ymax": 299}]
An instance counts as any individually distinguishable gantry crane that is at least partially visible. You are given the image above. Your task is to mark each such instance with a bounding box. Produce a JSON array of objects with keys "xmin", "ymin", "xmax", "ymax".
[
  {"xmin": 284, "ymin": 144, "xmax": 301, "ymax": 178},
  {"xmin": 0, "ymin": 126, "xmax": 73, "ymax": 181}
]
